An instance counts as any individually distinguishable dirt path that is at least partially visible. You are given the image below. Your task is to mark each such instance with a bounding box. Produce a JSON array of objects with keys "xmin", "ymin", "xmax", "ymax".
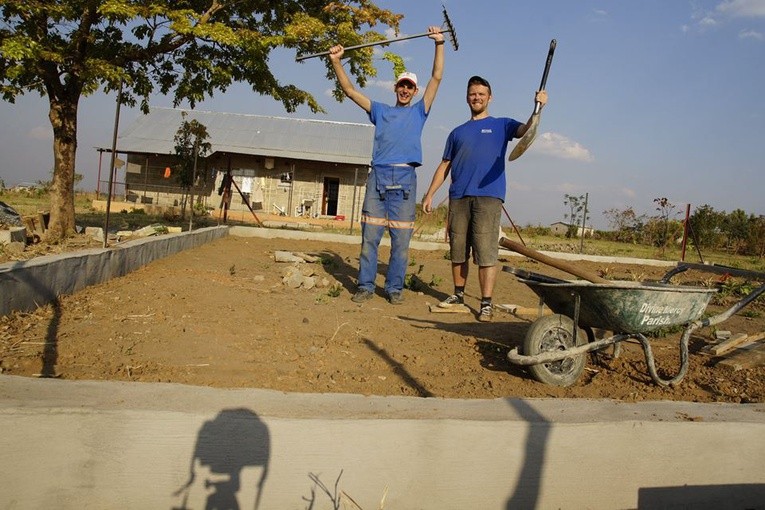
[{"xmin": 1, "ymin": 234, "xmax": 763, "ymax": 403}]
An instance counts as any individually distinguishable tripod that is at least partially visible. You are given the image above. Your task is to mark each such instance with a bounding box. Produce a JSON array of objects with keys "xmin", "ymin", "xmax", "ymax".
[{"xmin": 217, "ymin": 169, "xmax": 264, "ymax": 227}]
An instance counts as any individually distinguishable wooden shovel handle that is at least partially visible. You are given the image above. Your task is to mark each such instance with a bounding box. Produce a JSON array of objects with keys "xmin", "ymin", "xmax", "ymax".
[{"xmin": 499, "ymin": 237, "xmax": 610, "ymax": 284}]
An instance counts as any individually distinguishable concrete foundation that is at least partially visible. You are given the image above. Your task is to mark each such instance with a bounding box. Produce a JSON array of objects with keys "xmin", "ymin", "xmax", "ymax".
[
  {"xmin": 1, "ymin": 226, "xmax": 763, "ymax": 509},
  {"xmin": 1, "ymin": 376, "xmax": 763, "ymax": 509}
]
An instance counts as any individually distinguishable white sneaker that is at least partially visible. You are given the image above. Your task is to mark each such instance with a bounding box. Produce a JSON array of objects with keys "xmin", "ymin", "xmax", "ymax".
[{"xmin": 438, "ymin": 294, "xmax": 464, "ymax": 308}]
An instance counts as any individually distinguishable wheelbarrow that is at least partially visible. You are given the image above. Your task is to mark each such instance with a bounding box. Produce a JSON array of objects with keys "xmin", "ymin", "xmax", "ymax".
[{"xmin": 499, "ymin": 245, "xmax": 765, "ymax": 387}]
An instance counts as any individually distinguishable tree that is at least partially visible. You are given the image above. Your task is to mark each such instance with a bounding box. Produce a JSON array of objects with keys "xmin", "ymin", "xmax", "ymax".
[
  {"xmin": 563, "ymin": 193, "xmax": 589, "ymax": 238},
  {"xmin": 603, "ymin": 206, "xmax": 645, "ymax": 243},
  {"xmin": 0, "ymin": 1, "xmax": 401, "ymax": 241},
  {"xmin": 722, "ymin": 208, "xmax": 750, "ymax": 255},
  {"xmin": 689, "ymin": 204, "xmax": 724, "ymax": 250},
  {"xmin": 173, "ymin": 116, "xmax": 210, "ymax": 218},
  {"xmin": 652, "ymin": 197, "xmax": 679, "ymax": 252},
  {"xmin": 745, "ymin": 215, "xmax": 765, "ymax": 259}
]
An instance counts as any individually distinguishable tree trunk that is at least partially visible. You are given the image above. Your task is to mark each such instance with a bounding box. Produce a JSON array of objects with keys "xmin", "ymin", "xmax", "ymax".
[{"xmin": 46, "ymin": 98, "xmax": 79, "ymax": 241}]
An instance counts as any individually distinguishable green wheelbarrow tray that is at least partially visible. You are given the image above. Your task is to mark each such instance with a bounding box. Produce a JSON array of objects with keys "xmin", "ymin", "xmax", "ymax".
[
  {"xmin": 519, "ymin": 276, "xmax": 716, "ymax": 334},
  {"xmin": 503, "ymin": 264, "xmax": 765, "ymax": 387}
]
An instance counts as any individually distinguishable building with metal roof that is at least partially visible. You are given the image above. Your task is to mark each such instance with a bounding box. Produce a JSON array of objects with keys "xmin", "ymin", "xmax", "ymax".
[{"xmin": 103, "ymin": 107, "xmax": 374, "ymax": 223}]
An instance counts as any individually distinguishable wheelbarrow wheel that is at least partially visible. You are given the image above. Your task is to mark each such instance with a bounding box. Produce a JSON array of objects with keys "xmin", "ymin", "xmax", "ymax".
[{"xmin": 523, "ymin": 313, "xmax": 587, "ymax": 387}]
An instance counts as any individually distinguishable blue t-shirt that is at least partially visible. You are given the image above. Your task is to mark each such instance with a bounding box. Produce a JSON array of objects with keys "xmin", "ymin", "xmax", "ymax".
[
  {"xmin": 442, "ymin": 116, "xmax": 521, "ymax": 201},
  {"xmin": 368, "ymin": 100, "xmax": 428, "ymax": 167}
]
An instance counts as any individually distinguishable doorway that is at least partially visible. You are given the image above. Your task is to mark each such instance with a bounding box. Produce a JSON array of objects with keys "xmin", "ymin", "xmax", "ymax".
[{"xmin": 322, "ymin": 177, "xmax": 340, "ymax": 216}]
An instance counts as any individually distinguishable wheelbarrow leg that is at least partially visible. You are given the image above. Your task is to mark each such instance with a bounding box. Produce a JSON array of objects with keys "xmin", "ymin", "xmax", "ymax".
[{"xmin": 635, "ymin": 323, "xmax": 697, "ymax": 387}]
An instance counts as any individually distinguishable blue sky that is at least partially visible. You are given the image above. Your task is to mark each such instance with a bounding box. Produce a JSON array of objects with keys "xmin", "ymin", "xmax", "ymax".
[{"xmin": 1, "ymin": 0, "xmax": 763, "ymax": 229}]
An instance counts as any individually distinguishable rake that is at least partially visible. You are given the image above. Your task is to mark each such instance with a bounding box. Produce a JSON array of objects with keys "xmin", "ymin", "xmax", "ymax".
[{"xmin": 296, "ymin": 5, "xmax": 459, "ymax": 62}]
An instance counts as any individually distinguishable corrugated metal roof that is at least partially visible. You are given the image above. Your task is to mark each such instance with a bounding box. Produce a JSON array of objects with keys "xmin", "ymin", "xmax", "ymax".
[{"xmin": 114, "ymin": 107, "xmax": 374, "ymax": 166}]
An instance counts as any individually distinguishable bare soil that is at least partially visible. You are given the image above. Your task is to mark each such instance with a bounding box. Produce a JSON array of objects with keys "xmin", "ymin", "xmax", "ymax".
[{"xmin": 1, "ymin": 234, "xmax": 764, "ymax": 403}]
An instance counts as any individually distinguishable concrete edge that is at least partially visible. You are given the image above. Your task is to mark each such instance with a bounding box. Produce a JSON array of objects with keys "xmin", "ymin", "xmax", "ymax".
[
  {"xmin": 0, "ymin": 226, "xmax": 228, "ymax": 316},
  {"xmin": 2, "ymin": 375, "xmax": 763, "ymax": 425},
  {"xmin": 231, "ymin": 226, "xmax": 677, "ymax": 266}
]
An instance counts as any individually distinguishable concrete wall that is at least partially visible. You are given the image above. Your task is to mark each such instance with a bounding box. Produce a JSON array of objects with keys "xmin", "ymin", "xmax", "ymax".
[
  {"xmin": 1, "ymin": 376, "xmax": 763, "ymax": 510},
  {"xmin": 0, "ymin": 226, "xmax": 228, "ymax": 316}
]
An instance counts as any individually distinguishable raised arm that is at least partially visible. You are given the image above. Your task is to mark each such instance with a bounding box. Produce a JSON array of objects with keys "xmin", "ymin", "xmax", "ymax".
[
  {"xmin": 421, "ymin": 26, "xmax": 445, "ymax": 114},
  {"xmin": 329, "ymin": 45, "xmax": 372, "ymax": 113},
  {"xmin": 515, "ymin": 90, "xmax": 548, "ymax": 137}
]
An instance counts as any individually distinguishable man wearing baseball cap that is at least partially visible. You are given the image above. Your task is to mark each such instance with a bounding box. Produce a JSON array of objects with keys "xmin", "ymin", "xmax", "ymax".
[{"xmin": 328, "ymin": 26, "xmax": 445, "ymax": 305}]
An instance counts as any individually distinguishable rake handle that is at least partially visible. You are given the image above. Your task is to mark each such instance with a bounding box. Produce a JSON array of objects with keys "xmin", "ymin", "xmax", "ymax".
[{"xmin": 296, "ymin": 30, "xmax": 454, "ymax": 62}]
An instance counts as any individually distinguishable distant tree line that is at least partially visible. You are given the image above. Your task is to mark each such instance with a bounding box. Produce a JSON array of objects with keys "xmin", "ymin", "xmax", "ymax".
[{"xmin": 603, "ymin": 198, "xmax": 765, "ymax": 258}]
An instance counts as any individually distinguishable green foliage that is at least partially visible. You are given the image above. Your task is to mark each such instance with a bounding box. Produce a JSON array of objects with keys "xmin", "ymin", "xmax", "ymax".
[
  {"xmin": 651, "ymin": 197, "xmax": 681, "ymax": 253},
  {"xmin": 326, "ymin": 283, "xmax": 343, "ymax": 298},
  {"xmin": 603, "ymin": 202, "xmax": 765, "ymax": 259},
  {"xmin": 689, "ymin": 204, "xmax": 725, "ymax": 249},
  {"xmin": 603, "ymin": 207, "xmax": 645, "ymax": 243},
  {"xmin": 320, "ymin": 254, "xmax": 339, "ymax": 270},
  {"xmin": 520, "ymin": 224, "xmax": 552, "ymax": 237},
  {"xmin": 403, "ymin": 264, "xmax": 442, "ymax": 291},
  {"xmin": 641, "ymin": 217, "xmax": 683, "ymax": 249},
  {"xmin": 382, "ymin": 51, "xmax": 406, "ymax": 79},
  {"xmin": 0, "ymin": 0, "xmax": 402, "ymax": 239},
  {"xmin": 404, "ymin": 264, "xmax": 424, "ymax": 291},
  {"xmin": 563, "ymin": 194, "xmax": 590, "ymax": 238},
  {"xmin": 173, "ymin": 116, "xmax": 211, "ymax": 189},
  {"xmin": 1, "ymin": 0, "xmax": 401, "ymax": 111}
]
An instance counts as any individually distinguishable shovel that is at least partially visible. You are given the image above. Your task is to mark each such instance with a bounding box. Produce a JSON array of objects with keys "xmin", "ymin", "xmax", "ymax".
[{"xmin": 508, "ymin": 39, "xmax": 556, "ymax": 161}]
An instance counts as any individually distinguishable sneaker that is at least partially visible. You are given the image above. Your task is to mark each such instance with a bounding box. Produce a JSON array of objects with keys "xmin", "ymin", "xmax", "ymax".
[
  {"xmin": 351, "ymin": 289, "xmax": 374, "ymax": 303},
  {"xmin": 438, "ymin": 294, "xmax": 464, "ymax": 308},
  {"xmin": 478, "ymin": 303, "xmax": 493, "ymax": 322},
  {"xmin": 388, "ymin": 291, "xmax": 405, "ymax": 305}
]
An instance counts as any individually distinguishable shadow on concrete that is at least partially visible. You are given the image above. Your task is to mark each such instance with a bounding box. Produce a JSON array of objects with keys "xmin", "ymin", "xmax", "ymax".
[
  {"xmin": 505, "ymin": 399, "xmax": 550, "ymax": 510},
  {"xmin": 637, "ymin": 483, "xmax": 765, "ymax": 509},
  {"xmin": 173, "ymin": 408, "xmax": 270, "ymax": 510},
  {"xmin": 363, "ymin": 338, "xmax": 434, "ymax": 397},
  {"xmin": 6, "ymin": 260, "xmax": 61, "ymax": 377}
]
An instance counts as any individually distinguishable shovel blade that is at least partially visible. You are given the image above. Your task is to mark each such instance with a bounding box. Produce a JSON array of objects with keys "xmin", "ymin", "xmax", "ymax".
[{"xmin": 508, "ymin": 113, "xmax": 540, "ymax": 161}]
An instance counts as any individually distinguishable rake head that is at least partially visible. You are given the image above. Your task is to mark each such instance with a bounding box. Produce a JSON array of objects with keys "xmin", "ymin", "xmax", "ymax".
[{"xmin": 441, "ymin": 5, "xmax": 459, "ymax": 51}]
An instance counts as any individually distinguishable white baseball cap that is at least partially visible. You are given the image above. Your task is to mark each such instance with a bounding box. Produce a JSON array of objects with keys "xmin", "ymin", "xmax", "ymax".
[{"xmin": 395, "ymin": 72, "xmax": 418, "ymax": 88}]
